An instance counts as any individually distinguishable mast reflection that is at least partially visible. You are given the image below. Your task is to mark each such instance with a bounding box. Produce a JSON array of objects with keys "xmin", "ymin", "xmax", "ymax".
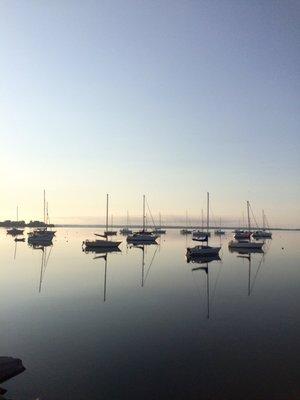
[
  {"xmin": 29, "ymin": 243, "xmax": 53, "ymax": 293},
  {"xmin": 84, "ymin": 247, "xmax": 121, "ymax": 301},
  {"xmin": 187, "ymin": 254, "xmax": 221, "ymax": 319},
  {"xmin": 129, "ymin": 244, "xmax": 158, "ymax": 287},
  {"xmin": 229, "ymin": 247, "xmax": 265, "ymax": 296}
]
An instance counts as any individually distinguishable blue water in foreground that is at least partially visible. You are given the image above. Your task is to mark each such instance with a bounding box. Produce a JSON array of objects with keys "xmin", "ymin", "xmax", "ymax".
[{"xmin": 0, "ymin": 228, "xmax": 300, "ymax": 399}]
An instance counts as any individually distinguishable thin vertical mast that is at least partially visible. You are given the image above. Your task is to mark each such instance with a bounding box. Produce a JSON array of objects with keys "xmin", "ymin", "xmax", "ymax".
[
  {"xmin": 247, "ymin": 201, "xmax": 251, "ymax": 231},
  {"xmin": 43, "ymin": 190, "xmax": 46, "ymax": 224},
  {"xmin": 262, "ymin": 209, "xmax": 265, "ymax": 230},
  {"xmin": 207, "ymin": 192, "xmax": 209, "ymax": 234},
  {"xmin": 106, "ymin": 194, "xmax": 109, "ymax": 235},
  {"xmin": 143, "ymin": 195, "xmax": 145, "ymax": 231}
]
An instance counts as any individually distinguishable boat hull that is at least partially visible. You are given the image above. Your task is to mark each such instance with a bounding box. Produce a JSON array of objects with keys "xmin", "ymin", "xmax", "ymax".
[
  {"xmin": 127, "ymin": 234, "xmax": 158, "ymax": 244},
  {"xmin": 84, "ymin": 239, "xmax": 121, "ymax": 249},
  {"xmin": 180, "ymin": 229, "xmax": 192, "ymax": 235},
  {"xmin": 228, "ymin": 240, "xmax": 263, "ymax": 249},
  {"xmin": 252, "ymin": 231, "xmax": 272, "ymax": 239},
  {"xmin": 193, "ymin": 231, "xmax": 211, "ymax": 238},
  {"xmin": 186, "ymin": 245, "xmax": 221, "ymax": 257}
]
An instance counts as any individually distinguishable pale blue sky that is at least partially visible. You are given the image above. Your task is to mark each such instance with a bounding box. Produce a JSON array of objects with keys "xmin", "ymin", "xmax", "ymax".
[{"xmin": 1, "ymin": 0, "xmax": 299, "ymax": 226}]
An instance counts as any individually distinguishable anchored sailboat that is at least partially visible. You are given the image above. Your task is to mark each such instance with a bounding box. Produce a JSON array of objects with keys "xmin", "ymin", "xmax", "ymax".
[
  {"xmin": 127, "ymin": 195, "xmax": 158, "ymax": 244},
  {"xmin": 186, "ymin": 193, "xmax": 221, "ymax": 257},
  {"xmin": 252, "ymin": 210, "xmax": 272, "ymax": 239},
  {"xmin": 229, "ymin": 201, "xmax": 264, "ymax": 250},
  {"xmin": 180, "ymin": 210, "xmax": 192, "ymax": 235},
  {"xmin": 153, "ymin": 212, "xmax": 166, "ymax": 235},
  {"xmin": 120, "ymin": 211, "xmax": 133, "ymax": 235},
  {"xmin": 28, "ymin": 191, "xmax": 56, "ymax": 245},
  {"xmin": 83, "ymin": 194, "xmax": 121, "ymax": 249},
  {"xmin": 7, "ymin": 206, "xmax": 24, "ymax": 236},
  {"xmin": 215, "ymin": 217, "xmax": 225, "ymax": 235}
]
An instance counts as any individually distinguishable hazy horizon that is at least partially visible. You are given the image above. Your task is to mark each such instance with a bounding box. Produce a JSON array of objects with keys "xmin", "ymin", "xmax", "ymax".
[{"xmin": 1, "ymin": 1, "xmax": 299, "ymax": 227}]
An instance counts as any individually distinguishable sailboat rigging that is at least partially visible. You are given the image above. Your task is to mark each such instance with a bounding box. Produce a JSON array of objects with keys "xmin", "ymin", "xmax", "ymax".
[
  {"xmin": 83, "ymin": 194, "xmax": 121, "ymax": 249},
  {"xmin": 186, "ymin": 193, "xmax": 221, "ymax": 258}
]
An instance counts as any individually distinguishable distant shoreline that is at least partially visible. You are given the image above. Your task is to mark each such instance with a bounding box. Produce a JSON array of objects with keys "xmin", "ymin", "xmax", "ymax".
[
  {"xmin": 52, "ymin": 224, "xmax": 300, "ymax": 231},
  {"xmin": 1, "ymin": 222, "xmax": 299, "ymax": 231}
]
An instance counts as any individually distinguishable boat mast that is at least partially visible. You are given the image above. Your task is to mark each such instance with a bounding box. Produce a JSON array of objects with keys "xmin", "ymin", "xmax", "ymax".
[
  {"xmin": 247, "ymin": 200, "xmax": 251, "ymax": 231},
  {"xmin": 126, "ymin": 211, "xmax": 129, "ymax": 229},
  {"xmin": 186, "ymin": 210, "xmax": 188, "ymax": 230},
  {"xmin": 262, "ymin": 209, "xmax": 265, "ymax": 230},
  {"xmin": 143, "ymin": 195, "xmax": 146, "ymax": 231},
  {"xmin": 106, "ymin": 194, "xmax": 109, "ymax": 237},
  {"xmin": 43, "ymin": 189, "xmax": 46, "ymax": 225},
  {"xmin": 207, "ymin": 192, "xmax": 210, "ymax": 235}
]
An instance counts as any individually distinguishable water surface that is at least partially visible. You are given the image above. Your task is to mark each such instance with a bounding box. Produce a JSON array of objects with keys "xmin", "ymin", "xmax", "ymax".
[{"xmin": 1, "ymin": 228, "xmax": 300, "ymax": 399}]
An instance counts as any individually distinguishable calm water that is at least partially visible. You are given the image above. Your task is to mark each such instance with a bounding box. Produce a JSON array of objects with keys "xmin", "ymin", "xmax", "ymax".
[{"xmin": 1, "ymin": 228, "xmax": 300, "ymax": 399}]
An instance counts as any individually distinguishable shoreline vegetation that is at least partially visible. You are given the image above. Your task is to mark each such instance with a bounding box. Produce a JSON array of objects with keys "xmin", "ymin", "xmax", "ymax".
[
  {"xmin": 0, "ymin": 220, "xmax": 54, "ymax": 228},
  {"xmin": 0, "ymin": 221, "xmax": 299, "ymax": 231}
]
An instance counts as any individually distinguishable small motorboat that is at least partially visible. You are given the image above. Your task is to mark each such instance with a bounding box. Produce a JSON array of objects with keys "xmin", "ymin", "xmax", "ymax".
[{"xmin": 14, "ymin": 237, "xmax": 25, "ymax": 242}]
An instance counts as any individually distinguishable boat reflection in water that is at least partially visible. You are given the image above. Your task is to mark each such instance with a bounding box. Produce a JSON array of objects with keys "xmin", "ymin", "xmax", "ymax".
[
  {"xmin": 29, "ymin": 243, "xmax": 53, "ymax": 293},
  {"xmin": 0, "ymin": 356, "xmax": 25, "ymax": 399},
  {"xmin": 129, "ymin": 243, "xmax": 158, "ymax": 287},
  {"xmin": 229, "ymin": 246, "xmax": 265, "ymax": 296},
  {"xmin": 84, "ymin": 247, "xmax": 121, "ymax": 301},
  {"xmin": 187, "ymin": 254, "xmax": 221, "ymax": 319}
]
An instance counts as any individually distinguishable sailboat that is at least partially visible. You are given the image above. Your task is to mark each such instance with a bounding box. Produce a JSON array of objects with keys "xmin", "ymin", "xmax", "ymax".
[
  {"xmin": 252, "ymin": 210, "xmax": 272, "ymax": 239},
  {"xmin": 180, "ymin": 211, "xmax": 192, "ymax": 235},
  {"xmin": 193, "ymin": 209, "xmax": 210, "ymax": 238},
  {"xmin": 105, "ymin": 214, "xmax": 118, "ymax": 236},
  {"xmin": 7, "ymin": 206, "xmax": 24, "ymax": 236},
  {"xmin": 119, "ymin": 211, "xmax": 133, "ymax": 235},
  {"xmin": 229, "ymin": 201, "xmax": 264, "ymax": 250},
  {"xmin": 83, "ymin": 194, "xmax": 121, "ymax": 250},
  {"xmin": 215, "ymin": 217, "xmax": 225, "ymax": 235},
  {"xmin": 127, "ymin": 195, "xmax": 158, "ymax": 244},
  {"xmin": 153, "ymin": 212, "xmax": 166, "ymax": 235},
  {"xmin": 28, "ymin": 191, "xmax": 56, "ymax": 245},
  {"xmin": 186, "ymin": 193, "xmax": 221, "ymax": 257}
]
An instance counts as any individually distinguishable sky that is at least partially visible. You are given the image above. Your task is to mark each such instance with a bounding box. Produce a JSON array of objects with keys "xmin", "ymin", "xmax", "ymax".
[{"xmin": 0, "ymin": 0, "xmax": 299, "ymax": 227}]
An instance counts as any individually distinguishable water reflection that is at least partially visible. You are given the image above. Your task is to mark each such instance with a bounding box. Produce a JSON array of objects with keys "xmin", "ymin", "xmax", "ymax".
[
  {"xmin": 1, "ymin": 229, "xmax": 299, "ymax": 399},
  {"xmin": 30, "ymin": 243, "xmax": 53, "ymax": 293},
  {"xmin": 229, "ymin": 247, "xmax": 266, "ymax": 296},
  {"xmin": 187, "ymin": 255, "xmax": 221, "ymax": 319},
  {"xmin": 85, "ymin": 247, "xmax": 121, "ymax": 301},
  {"xmin": 129, "ymin": 244, "xmax": 158, "ymax": 287}
]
